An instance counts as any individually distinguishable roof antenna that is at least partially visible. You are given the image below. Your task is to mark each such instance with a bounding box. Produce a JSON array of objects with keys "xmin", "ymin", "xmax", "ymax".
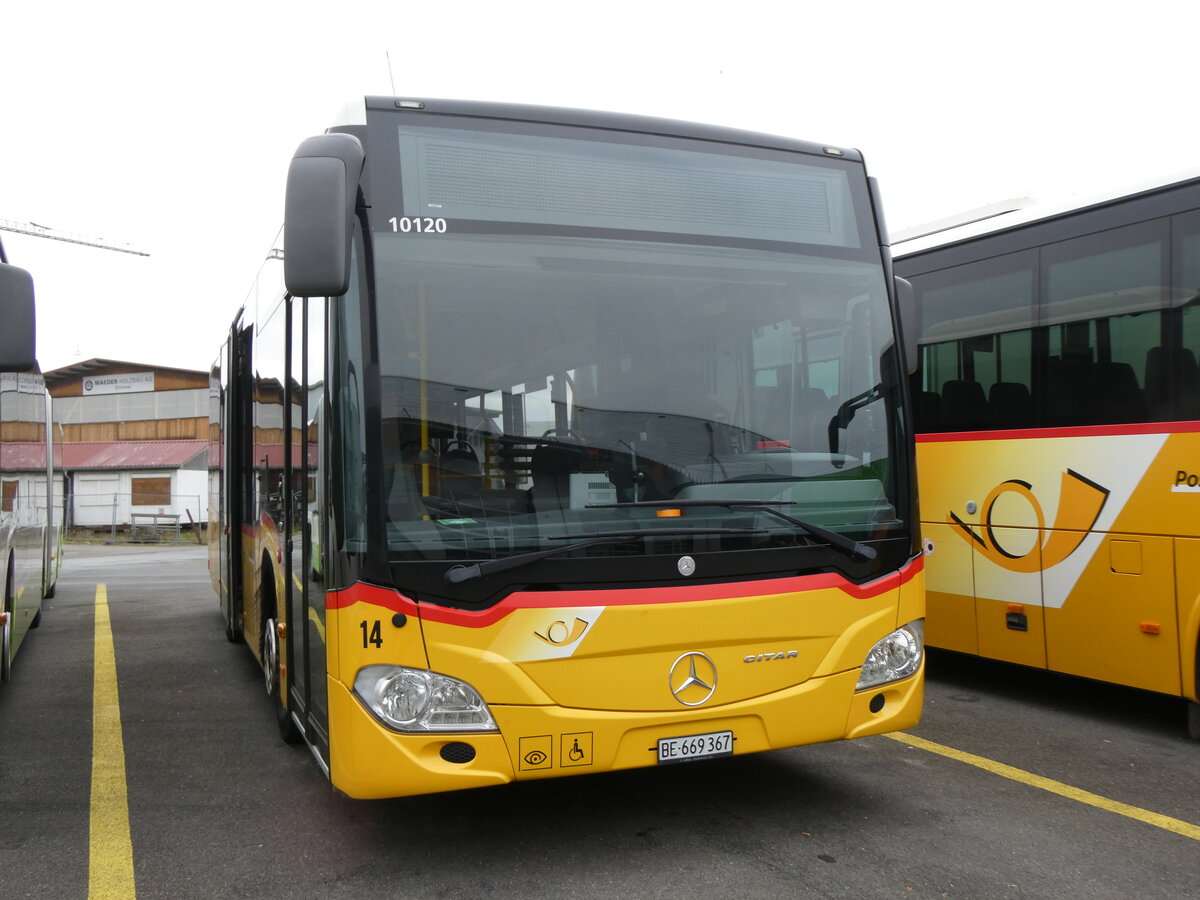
[{"xmin": 386, "ymin": 51, "xmax": 397, "ymax": 96}]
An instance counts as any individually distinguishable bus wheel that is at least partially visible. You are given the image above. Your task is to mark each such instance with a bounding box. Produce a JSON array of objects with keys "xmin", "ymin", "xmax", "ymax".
[
  {"xmin": 263, "ymin": 616, "xmax": 302, "ymax": 745},
  {"xmin": 263, "ymin": 616, "xmax": 280, "ymax": 697},
  {"xmin": 1188, "ymin": 701, "xmax": 1200, "ymax": 741}
]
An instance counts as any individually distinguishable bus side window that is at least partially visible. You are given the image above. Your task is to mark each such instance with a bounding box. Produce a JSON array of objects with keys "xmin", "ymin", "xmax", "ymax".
[{"xmin": 1174, "ymin": 212, "xmax": 1200, "ymax": 420}]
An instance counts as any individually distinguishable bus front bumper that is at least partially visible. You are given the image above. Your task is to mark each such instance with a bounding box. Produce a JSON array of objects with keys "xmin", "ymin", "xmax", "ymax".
[{"xmin": 326, "ymin": 665, "xmax": 923, "ymax": 800}]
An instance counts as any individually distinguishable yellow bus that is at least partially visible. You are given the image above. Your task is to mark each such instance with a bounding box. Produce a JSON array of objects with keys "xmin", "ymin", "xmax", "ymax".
[
  {"xmin": 0, "ymin": 244, "xmax": 62, "ymax": 683},
  {"xmin": 894, "ymin": 173, "xmax": 1200, "ymax": 738},
  {"xmin": 209, "ymin": 97, "xmax": 925, "ymax": 799}
]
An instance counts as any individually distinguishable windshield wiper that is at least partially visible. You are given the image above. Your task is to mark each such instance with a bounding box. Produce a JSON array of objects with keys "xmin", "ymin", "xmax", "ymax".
[
  {"xmin": 589, "ymin": 500, "xmax": 877, "ymax": 562},
  {"xmin": 444, "ymin": 527, "xmax": 766, "ymax": 584}
]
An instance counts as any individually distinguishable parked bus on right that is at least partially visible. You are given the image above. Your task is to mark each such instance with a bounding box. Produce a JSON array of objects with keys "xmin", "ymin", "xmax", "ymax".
[{"xmin": 894, "ymin": 173, "xmax": 1200, "ymax": 738}]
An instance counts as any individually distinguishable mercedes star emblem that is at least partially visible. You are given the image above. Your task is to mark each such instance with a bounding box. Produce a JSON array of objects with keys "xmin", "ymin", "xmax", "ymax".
[{"xmin": 668, "ymin": 651, "xmax": 718, "ymax": 707}]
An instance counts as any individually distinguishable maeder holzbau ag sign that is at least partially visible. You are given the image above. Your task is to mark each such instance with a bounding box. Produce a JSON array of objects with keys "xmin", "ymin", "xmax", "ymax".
[{"xmin": 82, "ymin": 372, "xmax": 156, "ymax": 395}]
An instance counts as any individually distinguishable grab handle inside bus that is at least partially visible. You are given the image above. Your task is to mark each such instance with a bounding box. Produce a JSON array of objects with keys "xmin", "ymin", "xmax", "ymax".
[
  {"xmin": 0, "ymin": 263, "xmax": 37, "ymax": 371},
  {"xmin": 283, "ymin": 133, "xmax": 365, "ymax": 298}
]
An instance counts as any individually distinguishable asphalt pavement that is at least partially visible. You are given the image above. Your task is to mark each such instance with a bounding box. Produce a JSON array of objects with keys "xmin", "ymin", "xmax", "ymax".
[{"xmin": 1, "ymin": 542, "xmax": 1196, "ymax": 899}]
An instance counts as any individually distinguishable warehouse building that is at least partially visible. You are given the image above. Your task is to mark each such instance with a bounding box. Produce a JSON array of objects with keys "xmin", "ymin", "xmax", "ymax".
[
  {"xmin": 45, "ymin": 358, "xmax": 208, "ymax": 442},
  {"xmin": 43, "ymin": 358, "xmax": 211, "ymax": 536}
]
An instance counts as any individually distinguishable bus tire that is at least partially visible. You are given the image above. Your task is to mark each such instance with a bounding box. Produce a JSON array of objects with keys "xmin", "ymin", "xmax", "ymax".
[
  {"xmin": 1191, "ymin": 644, "xmax": 1200, "ymax": 741},
  {"xmin": 260, "ymin": 564, "xmax": 302, "ymax": 745},
  {"xmin": 262, "ymin": 615, "xmax": 280, "ymax": 697},
  {"xmin": 263, "ymin": 615, "xmax": 302, "ymax": 745}
]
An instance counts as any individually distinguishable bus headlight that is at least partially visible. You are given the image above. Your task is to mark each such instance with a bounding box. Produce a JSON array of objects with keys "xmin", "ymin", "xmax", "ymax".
[
  {"xmin": 353, "ymin": 665, "xmax": 498, "ymax": 733},
  {"xmin": 856, "ymin": 620, "xmax": 923, "ymax": 690}
]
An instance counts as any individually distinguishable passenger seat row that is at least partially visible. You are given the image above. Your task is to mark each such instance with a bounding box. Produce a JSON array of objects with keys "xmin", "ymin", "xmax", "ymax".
[{"xmin": 919, "ymin": 347, "xmax": 1200, "ymax": 430}]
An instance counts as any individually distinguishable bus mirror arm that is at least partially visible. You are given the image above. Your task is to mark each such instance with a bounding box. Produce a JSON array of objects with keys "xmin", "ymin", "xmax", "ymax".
[
  {"xmin": 894, "ymin": 276, "xmax": 917, "ymax": 375},
  {"xmin": 283, "ymin": 133, "xmax": 366, "ymax": 298},
  {"xmin": 827, "ymin": 383, "xmax": 882, "ymax": 469}
]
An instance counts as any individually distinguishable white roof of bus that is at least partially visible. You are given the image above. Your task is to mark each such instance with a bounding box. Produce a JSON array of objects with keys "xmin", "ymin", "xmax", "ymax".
[{"xmin": 891, "ymin": 167, "xmax": 1200, "ymax": 258}]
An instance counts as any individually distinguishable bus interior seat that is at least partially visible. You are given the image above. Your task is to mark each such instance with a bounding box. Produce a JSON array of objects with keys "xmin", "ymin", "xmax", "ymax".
[
  {"xmin": 1146, "ymin": 346, "xmax": 1200, "ymax": 419},
  {"xmin": 1045, "ymin": 356, "xmax": 1093, "ymax": 425},
  {"xmin": 763, "ymin": 384, "xmax": 829, "ymax": 450},
  {"xmin": 440, "ymin": 440, "xmax": 480, "ymax": 482},
  {"xmin": 1092, "ymin": 362, "xmax": 1147, "ymax": 422},
  {"xmin": 438, "ymin": 440, "xmax": 484, "ymax": 509},
  {"xmin": 529, "ymin": 439, "xmax": 581, "ymax": 511},
  {"xmin": 987, "ymin": 381, "xmax": 1033, "ymax": 428},
  {"xmin": 792, "ymin": 387, "xmax": 830, "ymax": 451},
  {"xmin": 940, "ymin": 379, "xmax": 987, "ymax": 429},
  {"xmin": 382, "ymin": 420, "xmax": 426, "ymax": 522}
]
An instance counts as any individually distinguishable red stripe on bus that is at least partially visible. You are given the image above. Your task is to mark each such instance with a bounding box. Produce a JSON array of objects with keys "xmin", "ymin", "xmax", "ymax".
[
  {"xmin": 327, "ymin": 555, "xmax": 923, "ymax": 628},
  {"xmin": 916, "ymin": 420, "xmax": 1200, "ymax": 443},
  {"xmin": 327, "ymin": 583, "xmax": 421, "ymax": 616}
]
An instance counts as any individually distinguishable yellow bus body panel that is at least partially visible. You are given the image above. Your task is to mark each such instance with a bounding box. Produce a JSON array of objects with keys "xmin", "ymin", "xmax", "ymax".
[
  {"xmin": 324, "ymin": 569, "xmax": 923, "ymax": 799},
  {"xmin": 917, "ymin": 427, "xmax": 1200, "ymax": 699},
  {"xmin": 1168, "ymin": 538, "xmax": 1200, "ymax": 703}
]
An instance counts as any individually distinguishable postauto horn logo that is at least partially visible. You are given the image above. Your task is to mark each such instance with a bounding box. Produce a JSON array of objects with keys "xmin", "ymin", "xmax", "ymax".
[{"xmin": 949, "ymin": 469, "xmax": 1109, "ymax": 573}]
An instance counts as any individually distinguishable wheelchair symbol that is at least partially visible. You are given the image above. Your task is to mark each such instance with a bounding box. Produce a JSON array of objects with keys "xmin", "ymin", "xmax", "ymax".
[{"xmin": 560, "ymin": 732, "xmax": 592, "ymax": 767}]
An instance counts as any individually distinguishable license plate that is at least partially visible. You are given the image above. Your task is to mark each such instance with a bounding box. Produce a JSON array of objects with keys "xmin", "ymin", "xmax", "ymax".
[{"xmin": 657, "ymin": 730, "xmax": 734, "ymax": 764}]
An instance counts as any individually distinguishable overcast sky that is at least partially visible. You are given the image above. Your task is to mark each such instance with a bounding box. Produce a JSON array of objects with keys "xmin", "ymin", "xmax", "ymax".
[{"xmin": 2, "ymin": 1, "xmax": 1195, "ymax": 373}]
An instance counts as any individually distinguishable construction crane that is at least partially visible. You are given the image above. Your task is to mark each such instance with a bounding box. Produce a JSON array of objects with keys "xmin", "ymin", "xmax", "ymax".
[{"xmin": 0, "ymin": 218, "xmax": 149, "ymax": 259}]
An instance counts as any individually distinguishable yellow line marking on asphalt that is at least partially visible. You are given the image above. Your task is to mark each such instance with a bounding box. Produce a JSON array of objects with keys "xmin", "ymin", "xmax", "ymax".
[
  {"xmin": 90, "ymin": 584, "xmax": 137, "ymax": 898},
  {"xmin": 886, "ymin": 731, "xmax": 1200, "ymax": 841}
]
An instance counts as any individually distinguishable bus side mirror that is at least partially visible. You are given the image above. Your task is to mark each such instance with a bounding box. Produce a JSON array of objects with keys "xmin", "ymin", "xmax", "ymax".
[
  {"xmin": 283, "ymin": 133, "xmax": 366, "ymax": 298},
  {"xmin": 0, "ymin": 263, "xmax": 37, "ymax": 372},
  {"xmin": 895, "ymin": 276, "xmax": 917, "ymax": 375}
]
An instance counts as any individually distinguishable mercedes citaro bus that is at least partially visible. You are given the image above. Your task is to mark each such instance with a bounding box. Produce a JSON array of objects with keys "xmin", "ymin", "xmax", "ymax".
[{"xmin": 209, "ymin": 96, "xmax": 925, "ymax": 798}]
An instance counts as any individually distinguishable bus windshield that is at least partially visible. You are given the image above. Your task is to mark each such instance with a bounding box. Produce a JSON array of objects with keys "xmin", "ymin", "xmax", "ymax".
[{"xmin": 364, "ymin": 116, "xmax": 908, "ymax": 578}]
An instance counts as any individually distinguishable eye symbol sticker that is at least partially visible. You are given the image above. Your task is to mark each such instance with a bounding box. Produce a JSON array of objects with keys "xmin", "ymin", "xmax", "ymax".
[{"xmin": 519, "ymin": 735, "xmax": 553, "ymax": 770}]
